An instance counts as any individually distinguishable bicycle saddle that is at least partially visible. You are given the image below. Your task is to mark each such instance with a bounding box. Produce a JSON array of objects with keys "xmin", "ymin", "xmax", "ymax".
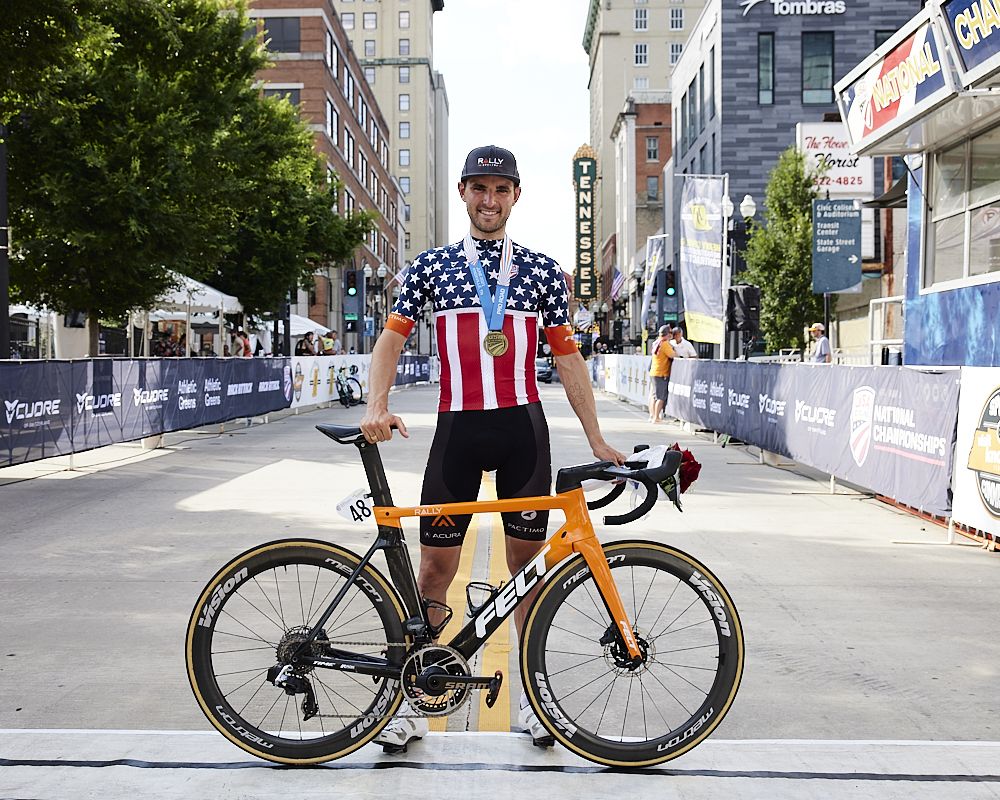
[{"xmin": 316, "ymin": 423, "xmax": 363, "ymax": 444}]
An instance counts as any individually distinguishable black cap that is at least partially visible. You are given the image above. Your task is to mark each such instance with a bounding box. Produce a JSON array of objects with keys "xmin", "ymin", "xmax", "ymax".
[{"xmin": 461, "ymin": 145, "xmax": 520, "ymax": 185}]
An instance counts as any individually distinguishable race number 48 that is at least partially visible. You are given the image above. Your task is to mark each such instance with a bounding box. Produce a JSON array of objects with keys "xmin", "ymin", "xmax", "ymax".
[{"xmin": 336, "ymin": 489, "xmax": 374, "ymax": 524}]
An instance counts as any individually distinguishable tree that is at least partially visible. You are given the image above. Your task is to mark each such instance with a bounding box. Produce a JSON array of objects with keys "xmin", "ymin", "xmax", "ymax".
[
  {"xmin": 741, "ymin": 146, "xmax": 829, "ymax": 353},
  {"xmin": 208, "ymin": 92, "xmax": 374, "ymax": 317}
]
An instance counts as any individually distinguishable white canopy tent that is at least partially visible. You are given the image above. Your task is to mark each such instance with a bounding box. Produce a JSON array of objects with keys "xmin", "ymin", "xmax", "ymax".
[
  {"xmin": 290, "ymin": 314, "xmax": 327, "ymax": 336},
  {"xmin": 137, "ymin": 273, "xmax": 242, "ymax": 356}
]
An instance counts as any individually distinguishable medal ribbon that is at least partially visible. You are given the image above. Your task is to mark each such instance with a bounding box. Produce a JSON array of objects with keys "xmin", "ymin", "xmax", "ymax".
[{"xmin": 464, "ymin": 235, "xmax": 515, "ymax": 331}]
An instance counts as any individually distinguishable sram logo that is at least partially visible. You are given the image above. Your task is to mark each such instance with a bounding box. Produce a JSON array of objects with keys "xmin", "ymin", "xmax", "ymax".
[
  {"xmin": 198, "ymin": 568, "xmax": 249, "ymax": 628},
  {"xmin": 533, "ymin": 672, "xmax": 577, "ymax": 738},
  {"xmin": 688, "ymin": 571, "xmax": 732, "ymax": 637},
  {"xmin": 474, "ymin": 546, "xmax": 550, "ymax": 637}
]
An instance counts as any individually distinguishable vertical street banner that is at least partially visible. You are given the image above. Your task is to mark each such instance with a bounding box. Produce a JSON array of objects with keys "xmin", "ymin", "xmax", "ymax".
[
  {"xmin": 952, "ymin": 367, "xmax": 1000, "ymax": 538},
  {"xmin": 640, "ymin": 236, "xmax": 666, "ymax": 330},
  {"xmin": 573, "ymin": 145, "xmax": 598, "ymax": 302},
  {"xmin": 678, "ymin": 175, "xmax": 725, "ymax": 344}
]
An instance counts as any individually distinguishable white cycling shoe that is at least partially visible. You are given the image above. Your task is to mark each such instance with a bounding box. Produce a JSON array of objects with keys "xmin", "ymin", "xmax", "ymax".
[
  {"xmin": 518, "ymin": 691, "xmax": 555, "ymax": 748},
  {"xmin": 374, "ymin": 700, "xmax": 429, "ymax": 754}
]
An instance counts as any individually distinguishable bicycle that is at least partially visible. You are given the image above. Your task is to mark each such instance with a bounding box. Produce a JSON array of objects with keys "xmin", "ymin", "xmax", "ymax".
[
  {"xmin": 185, "ymin": 424, "xmax": 743, "ymax": 767},
  {"xmin": 334, "ymin": 365, "xmax": 364, "ymax": 407}
]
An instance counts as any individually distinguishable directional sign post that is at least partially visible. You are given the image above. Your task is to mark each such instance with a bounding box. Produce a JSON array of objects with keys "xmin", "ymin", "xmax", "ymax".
[{"xmin": 812, "ymin": 199, "xmax": 862, "ymax": 294}]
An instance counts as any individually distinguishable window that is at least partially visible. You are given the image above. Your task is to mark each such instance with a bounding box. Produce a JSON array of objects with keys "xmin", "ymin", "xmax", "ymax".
[
  {"xmin": 342, "ymin": 12, "xmax": 354, "ymax": 29},
  {"xmin": 398, "ymin": 66, "xmax": 411, "ymax": 84},
  {"xmin": 758, "ymin": 33, "xmax": 774, "ymax": 105},
  {"xmin": 262, "ymin": 17, "xmax": 300, "ymax": 52},
  {"xmin": 359, "ymin": 154, "xmax": 368, "ymax": 189},
  {"xmin": 399, "ymin": 10, "xmax": 410, "ymax": 28},
  {"xmin": 399, "ymin": 121, "xmax": 410, "ymax": 139},
  {"xmin": 634, "ymin": 76, "xmax": 649, "ymax": 90},
  {"xmin": 343, "ymin": 65, "xmax": 354, "ymax": 103},
  {"xmin": 325, "ymin": 30, "xmax": 334, "ymax": 68},
  {"xmin": 400, "ymin": 176, "xmax": 411, "ymax": 194},
  {"xmin": 687, "ymin": 77, "xmax": 698, "ymax": 147},
  {"xmin": 404, "ymin": 204, "xmax": 411, "ymax": 223},
  {"xmin": 263, "ymin": 87, "xmax": 300, "ymax": 105},
  {"xmin": 326, "ymin": 98, "xmax": 338, "ymax": 144},
  {"xmin": 364, "ymin": 39, "xmax": 375, "ymax": 56},
  {"xmin": 802, "ymin": 32, "xmax": 834, "ymax": 104},
  {"xmin": 926, "ymin": 130, "xmax": 1000, "ymax": 286},
  {"xmin": 363, "ymin": 12, "xmax": 377, "ymax": 29},
  {"xmin": 344, "ymin": 189, "xmax": 355, "ymax": 217},
  {"xmin": 634, "ymin": 8, "xmax": 648, "ymax": 30},
  {"xmin": 647, "ymin": 176, "xmax": 658, "ymax": 201},
  {"xmin": 344, "ymin": 130, "xmax": 355, "ymax": 169},
  {"xmin": 698, "ymin": 64, "xmax": 705, "ymax": 132},
  {"xmin": 399, "ymin": 38, "xmax": 410, "ymax": 56},
  {"xmin": 364, "ymin": 66, "xmax": 375, "ymax": 84},
  {"xmin": 399, "ymin": 93, "xmax": 410, "ymax": 111},
  {"xmin": 405, "ymin": 232, "xmax": 411, "ymax": 250},
  {"xmin": 646, "ymin": 136, "xmax": 659, "ymax": 161},
  {"xmin": 679, "ymin": 93, "xmax": 687, "ymax": 154},
  {"xmin": 399, "ymin": 149, "xmax": 411, "ymax": 167},
  {"xmin": 670, "ymin": 8, "xmax": 684, "ymax": 29},
  {"xmin": 875, "ymin": 30, "xmax": 895, "ymax": 48},
  {"xmin": 634, "ymin": 43, "xmax": 648, "ymax": 66},
  {"xmin": 670, "ymin": 42, "xmax": 683, "ymax": 65},
  {"xmin": 708, "ymin": 47, "xmax": 716, "ymax": 119}
]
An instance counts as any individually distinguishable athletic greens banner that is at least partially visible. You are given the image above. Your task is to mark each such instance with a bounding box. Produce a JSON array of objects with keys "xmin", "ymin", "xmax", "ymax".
[
  {"xmin": 678, "ymin": 176, "xmax": 726, "ymax": 345},
  {"xmin": 1, "ymin": 358, "xmax": 293, "ymax": 466},
  {"xmin": 664, "ymin": 360, "xmax": 960, "ymax": 516}
]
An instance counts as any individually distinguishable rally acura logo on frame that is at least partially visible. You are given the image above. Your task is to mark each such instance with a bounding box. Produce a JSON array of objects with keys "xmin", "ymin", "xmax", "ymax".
[{"xmin": 967, "ymin": 387, "xmax": 1000, "ymax": 517}]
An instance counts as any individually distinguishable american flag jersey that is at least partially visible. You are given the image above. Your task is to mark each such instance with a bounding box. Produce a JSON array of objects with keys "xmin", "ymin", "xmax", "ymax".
[{"xmin": 386, "ymin": 237, "xmax": 576, "ymax": 412}]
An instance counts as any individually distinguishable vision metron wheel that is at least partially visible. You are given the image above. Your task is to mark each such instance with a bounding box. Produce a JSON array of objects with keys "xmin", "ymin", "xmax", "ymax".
[
  {"xmin": 521, "ymin": 540, "xmax": 743, "ymax": 767},
  {"xmin": 186, "ymin": 540, "xmax": 408, "ymax": 764}
]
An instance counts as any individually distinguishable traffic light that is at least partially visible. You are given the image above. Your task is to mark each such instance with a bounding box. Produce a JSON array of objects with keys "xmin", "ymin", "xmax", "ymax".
[
  {"xmin": 664, "ymin": 270, "xmax": 677, "ymax": 297},
  {"xmin": 345, "ymin": 270, "xmax": 359, "ymax": 297}
]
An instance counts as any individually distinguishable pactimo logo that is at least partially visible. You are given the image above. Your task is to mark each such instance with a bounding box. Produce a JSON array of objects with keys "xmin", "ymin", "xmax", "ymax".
[
  {"xmin": 795, "ymin": 399, "xmax": 837, "ymax": 427},
  {"xmin": 5, "ymin": 399, "xmax": 61, "ymax": 425},
  {"xmin": 133, "ymin": 387, "xmax": 169, "ymax": 406},
  {"xmin": 758, "ymin": 393, "xmax": 787, "ymax": 417},
  {"xmin": 75, "ymin": 392, "xmax": 122, "ymax": 414},
  {"xmin": 740, "ymin": 0, "xmax": 846, "ymax": 15}
]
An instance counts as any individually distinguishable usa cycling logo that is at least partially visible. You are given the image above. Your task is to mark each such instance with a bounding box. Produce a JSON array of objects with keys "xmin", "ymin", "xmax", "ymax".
[{"xmin": 850, "ymin": 386, "xmax": 876, "ymax": 467}]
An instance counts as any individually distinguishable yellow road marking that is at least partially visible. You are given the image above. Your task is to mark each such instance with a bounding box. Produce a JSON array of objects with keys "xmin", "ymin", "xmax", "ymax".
[
  {"xmin": 477, "ymin": 474, "xmax": 512, "ymax": 732},
  {"xmin": 427, "ymin": 485, "xmax": 480, "ymax": 732}
]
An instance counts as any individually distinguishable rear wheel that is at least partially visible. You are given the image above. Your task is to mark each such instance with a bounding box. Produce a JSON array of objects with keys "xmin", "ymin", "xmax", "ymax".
[
  {"xmin": 186, "ymin": 540, "xmax": 408, "ymax": 764},
  {"xmin": 521, "ymin": 541, "xmax": 743, "ymax": 767}
]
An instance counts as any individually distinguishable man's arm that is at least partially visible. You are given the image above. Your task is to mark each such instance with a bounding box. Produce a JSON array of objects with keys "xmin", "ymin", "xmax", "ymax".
[
  {"xmin": 554, "ymin": 350, "xmax": 626, "ymax": 465},
  {"xmin": 359, "ymin": 330, "xmax": 409, "ymax": 443}
]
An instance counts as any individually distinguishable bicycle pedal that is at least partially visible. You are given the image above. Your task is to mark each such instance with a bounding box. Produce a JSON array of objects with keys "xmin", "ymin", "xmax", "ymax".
[
  {"xmin": 531, "ymin": 735, "xmax": 555, "ymax": 749},
  {"xmin": 484, "ymin": 670, "xmax": 504, "ymax": 708}
]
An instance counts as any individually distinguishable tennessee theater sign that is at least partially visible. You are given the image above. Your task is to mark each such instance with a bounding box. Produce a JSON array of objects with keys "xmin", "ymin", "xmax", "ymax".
[{"xmin": 573, "ymin": 145, "xmax": 597, "ymax": 301}]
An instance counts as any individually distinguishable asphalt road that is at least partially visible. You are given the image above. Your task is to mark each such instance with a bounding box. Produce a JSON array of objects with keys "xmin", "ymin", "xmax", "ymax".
[{"xmin": 1, "ymin": 382, "xmax": 998, "ymax": 798}]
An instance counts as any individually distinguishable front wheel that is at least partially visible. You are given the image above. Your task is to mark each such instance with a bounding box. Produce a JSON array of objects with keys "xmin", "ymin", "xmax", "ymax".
[
  {"xmin": 521, "ymin": 541, "xmax": 743, "ymax": 767},
  {"xmin": 186, "ymin": 540, "xmax": 408, "ymax": 764}
]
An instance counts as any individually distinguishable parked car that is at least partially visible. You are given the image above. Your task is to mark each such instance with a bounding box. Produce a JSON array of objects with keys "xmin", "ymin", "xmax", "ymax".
[{"xmin": 535, "ymin": 357, "xmax": 553, "ymax": 384}]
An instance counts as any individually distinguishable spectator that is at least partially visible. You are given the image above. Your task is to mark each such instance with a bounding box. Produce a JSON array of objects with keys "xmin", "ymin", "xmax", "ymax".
[
  {"xmin": 295, "ymin": 331, "xmax": 317, "ymax": 356},
  {"xmin": 648, "ymin": 325, "xmax": 675, "ymax": 424},
  {"xmin": 671, "ymin": 326, "xmax": 698, "ymax": 358},
  {"xmin": 809, "ymin": 323, "xmax": 831, "ymax": 363}
]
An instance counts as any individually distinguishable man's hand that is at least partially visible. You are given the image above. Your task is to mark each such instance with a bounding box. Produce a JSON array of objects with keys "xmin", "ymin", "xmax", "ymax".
[
  {"xmin": 591, "ymin": 439, "xmax": 627, "ymax": 466},
  {"xmin": 360, "ymin": 406, "xmax": 408, "ymax": 444}
]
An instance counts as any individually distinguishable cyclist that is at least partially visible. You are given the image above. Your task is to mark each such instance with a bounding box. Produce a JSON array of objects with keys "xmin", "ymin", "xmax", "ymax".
[{"xmin": 360, "ymin": 144, "xmax": 626, "ymax": 751}]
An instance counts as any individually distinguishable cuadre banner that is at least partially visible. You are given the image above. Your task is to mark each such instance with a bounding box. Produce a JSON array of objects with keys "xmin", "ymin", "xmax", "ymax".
[{"xmin": 664, "ymin": 360, "xmax": 960, "ymax": 516}]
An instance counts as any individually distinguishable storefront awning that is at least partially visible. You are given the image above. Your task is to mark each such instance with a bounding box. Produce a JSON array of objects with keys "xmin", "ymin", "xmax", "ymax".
[
  {"xmin": 837, "ymin": 7, "xmax": 961, "ymax": 156},
  {"xmin": 938, "ymin": 0, "xmax": 1000, "ymax": 89},
  {"xmin": 864, "ymin": 177, "xmax": 908, "ymax": 208}
]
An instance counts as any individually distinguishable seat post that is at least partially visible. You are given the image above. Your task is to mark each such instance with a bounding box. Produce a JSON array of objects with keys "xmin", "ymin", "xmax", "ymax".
[{"xmin": 354, "ymin": 440, "xmax": 394, "ymax": 507}]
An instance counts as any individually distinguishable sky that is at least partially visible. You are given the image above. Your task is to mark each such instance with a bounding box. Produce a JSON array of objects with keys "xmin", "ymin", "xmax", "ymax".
[{"xmin": 432, "ymin": 1, "xmax": 591, "ymax": 272}]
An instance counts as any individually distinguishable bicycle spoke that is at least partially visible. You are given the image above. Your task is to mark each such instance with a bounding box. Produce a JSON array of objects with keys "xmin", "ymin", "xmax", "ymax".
[{"xmin": 546, "ymin": 654, "xmax": 607, "ymax": 678}]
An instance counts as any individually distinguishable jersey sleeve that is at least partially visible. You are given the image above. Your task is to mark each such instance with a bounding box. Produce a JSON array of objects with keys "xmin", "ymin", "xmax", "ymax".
[
  {"xmin": 386, "ymin": 252, "xmax": 432, "ymax": 337},
  {"xmin": 539, "ymin": 258, "xmax": 576, "ymax": 357}
]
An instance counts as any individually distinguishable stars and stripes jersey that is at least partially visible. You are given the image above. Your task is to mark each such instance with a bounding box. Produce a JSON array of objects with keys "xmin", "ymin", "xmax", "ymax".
[{"xmin": 385, "ymin": 237, "xmax": 576, "ymax": 412}]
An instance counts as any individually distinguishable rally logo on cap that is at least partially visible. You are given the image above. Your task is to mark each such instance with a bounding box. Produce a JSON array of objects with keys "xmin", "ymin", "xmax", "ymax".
[{"xmin": 478, "ymin": 157, "xmax": 504, "ymax": 167}]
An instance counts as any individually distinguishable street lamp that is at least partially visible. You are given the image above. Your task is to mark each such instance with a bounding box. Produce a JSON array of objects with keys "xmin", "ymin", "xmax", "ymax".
[{"xmin": 740, "ymin": 194, "xmax": 757, "ymax": 221}]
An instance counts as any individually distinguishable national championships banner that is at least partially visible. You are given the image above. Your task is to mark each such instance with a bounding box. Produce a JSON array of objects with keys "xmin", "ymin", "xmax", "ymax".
[
  {"xmin": 678, "ymin": 176, "xmax": 726, "ymax": 345},
  {"xmin": 664, "ymin": 361, "xmax": 960, "ymax": 516}
]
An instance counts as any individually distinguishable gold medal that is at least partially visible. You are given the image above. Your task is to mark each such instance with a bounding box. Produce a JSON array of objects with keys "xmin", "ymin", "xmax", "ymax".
[{"xmin": 483, "ymin": 331, "xmax": 509, "ymax": 357}]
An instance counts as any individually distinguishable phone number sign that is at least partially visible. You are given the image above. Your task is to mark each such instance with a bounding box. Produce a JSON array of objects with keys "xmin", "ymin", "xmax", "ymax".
[{"xmin": 797, "ymin": 122, "xmax": 873, "ymax": 197}]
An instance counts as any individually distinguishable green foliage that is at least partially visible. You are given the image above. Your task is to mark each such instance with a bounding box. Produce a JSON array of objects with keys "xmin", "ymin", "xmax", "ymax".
[
  {"xmin": 741, "ymin": 147, "xmax": 830, "ymax": 353},
  {"xmin": 7, "ymin": 0, "xmax": 371, "ymax": 351}
]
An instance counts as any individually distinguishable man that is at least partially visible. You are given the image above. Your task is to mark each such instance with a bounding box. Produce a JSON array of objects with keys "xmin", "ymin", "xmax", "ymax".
[
  {"xmin": 360, "ymin": 145, "xmax": 625, "ymax": 752},
  {"xmin": 294, "ymin": 331, "xmax": 316, "ymax": 356},
  {"xmin": 648, "ymin": 325, "xmax": 675, "ymax": 423},
  {"xmin": 810, "ymin": 322, "xmax": 831, "ymax": 363},
  {"xmin": 319, "ymin": 330, "xmax": 335, "ymax": 355},
  {"xmin": 671, "ymin": 326, "xmax": 698, "ymax": 359}
]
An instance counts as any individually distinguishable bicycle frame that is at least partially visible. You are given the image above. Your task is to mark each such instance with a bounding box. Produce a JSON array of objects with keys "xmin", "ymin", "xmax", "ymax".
[{"xmin": 293, "ymin": 439, "xmax": 643, "ymax": 676}]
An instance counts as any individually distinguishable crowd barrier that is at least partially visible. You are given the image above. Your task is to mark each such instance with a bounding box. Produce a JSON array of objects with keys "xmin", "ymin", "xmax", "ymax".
[
  {"xmin": 590, "ymin": 355, "xmax": 963, "ymax": 519},
  {"xmin": 1, "ymin": 354, "xmax": 436, "ymax": 467}
]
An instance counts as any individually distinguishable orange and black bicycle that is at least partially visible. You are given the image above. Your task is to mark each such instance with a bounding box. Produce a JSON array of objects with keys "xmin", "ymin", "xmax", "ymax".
[{"xmin": 185, "ymin": 423, "xmax": 744, "ymax": 768}]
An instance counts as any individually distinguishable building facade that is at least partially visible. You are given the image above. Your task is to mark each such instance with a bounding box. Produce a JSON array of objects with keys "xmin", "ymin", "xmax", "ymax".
[
  {"xmin": 333, "ymin": 0, "xmax": 449, "ymax": 263},
  {"xmin": 250, "ymin": 0, "xmax": 404, "ymax": 352},
  {"xmin": 584, "ymin": 0, "xmax": 706, "ymax": 298},
  {"xmin": 666, "ymin": 0, "xmax": 919, "ymax": 345}
]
